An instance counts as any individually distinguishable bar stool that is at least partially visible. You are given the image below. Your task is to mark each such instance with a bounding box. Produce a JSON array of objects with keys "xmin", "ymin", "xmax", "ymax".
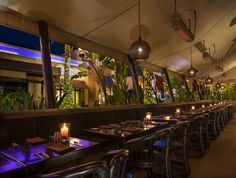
[
  {"xmin": 170, "ymin": 121, "xmax": 190, "ymax": 177},
  {"xmin": 39, "ymin": 161, "xmax": 109, "ymax": 178},
  {"xmin": 125, "ymin": 128, "xmax": 172, "ymax": 178}
]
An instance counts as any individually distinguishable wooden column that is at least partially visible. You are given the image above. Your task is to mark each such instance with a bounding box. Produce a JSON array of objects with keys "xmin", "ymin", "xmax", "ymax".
[
  {"xmin": 181, "ymin": 75, "xmax": 191, "ymax": 96},
  {"xmin": 38, "ymin": 20, "xmax": 56, "ymax": 108},
  {"xmin": 128, "ymin": 56, "xmax": 143, "ymax": 104},
  {"xmin": 193, "ymin": 79, "xmax": 203, "ymax": 100},
  {"xmin": 163, "ymin": 68, "xmax": 175, "ymax": 103}
]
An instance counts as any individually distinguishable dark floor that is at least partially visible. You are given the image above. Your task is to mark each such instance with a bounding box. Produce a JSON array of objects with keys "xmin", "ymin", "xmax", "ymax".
[{"xmin": 189, "ymin": 115, "xmax": 236, "ymax": 178}]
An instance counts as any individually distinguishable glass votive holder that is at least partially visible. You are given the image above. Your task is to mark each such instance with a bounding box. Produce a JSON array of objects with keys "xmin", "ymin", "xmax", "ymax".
[
  {"xmin": 145, "ymin": 112, "xmax": 152, "ymax": 123},
  {"xmin": 59, "ymin": 123, "xmax": 70, "ymax": 142},
  {"xmin": 191, "ymin": 106, "xmax": 195, "ymax": 112},
  {"xmin": 164, "ymin": 115, "xmax": 171, "ymax": 120},
  {"xmin": 175, "ymin": 108, "xmax": 181, "ymax": 118},
  {"xmin": 145, "ymin": 112, "xmax": 152, "ymax": 120},
  {"xmin": 201, "ymin": 104, "xmax": 205, "ymax": 110}
]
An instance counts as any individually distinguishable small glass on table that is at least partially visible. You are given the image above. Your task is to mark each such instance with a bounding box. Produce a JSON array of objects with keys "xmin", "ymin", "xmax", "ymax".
[
  {"xmin": 144, "ymin": 112, "xmax": 152, "ymax": 124},
  {"xmin": 201, "ymin": 104, "xmax": 205, "ymax": 111},
  {"xmin": 191, "ymin": 106, "xmax": 195, "ymax": 113},
  {"xmin": 175, "ymin": 108, "xmax": 181, "ymax": 118}
]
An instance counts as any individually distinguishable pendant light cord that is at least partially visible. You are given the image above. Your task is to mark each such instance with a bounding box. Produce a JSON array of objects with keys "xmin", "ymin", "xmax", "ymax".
[
  {"xmin": 174, "ymin": 0, "xmax": 177, "ymax": 14},
  {"xmin": 208, "ymin": 64, "xmax": 210, "ymax": 76},
  {"xmin": 138, "ymin": 1, "xmax": 141, "ymax": 40},
  {"xmin": 190, "ymin": 47, "xmax": 193, "ymax": 67},
  {"xmin": 83, "ymin": 0, "xmax": 141, "ymax": 37}
]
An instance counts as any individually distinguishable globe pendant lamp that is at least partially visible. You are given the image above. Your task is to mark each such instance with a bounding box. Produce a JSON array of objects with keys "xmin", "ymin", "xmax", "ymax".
[
  {"xmin": 205, "ymin": 65, "xmax": 213, "ymax": 84},
  {"xmin": 205, "ymin": 76, "xmax": 213, "ymax": 84},
  {"xmin": 130, "ymin": 2, "xmax": 151, "ymax": 62},
  {"xmin": 216, "ymin": 82, "xmax": 221, "ymax": 89},
  {"xmin": 187, "ymin": 47, "xmax": 198, "ymax": 78}
]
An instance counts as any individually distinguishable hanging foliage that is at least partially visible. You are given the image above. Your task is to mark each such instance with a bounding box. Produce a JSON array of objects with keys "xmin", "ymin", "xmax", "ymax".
[
  {"xmin": 59, "ymin": 44, "xmax": 75, "ymax": 109},
  {"xmin": 142, "ymin": 68, "xmax": 158, "ymax": 104}
]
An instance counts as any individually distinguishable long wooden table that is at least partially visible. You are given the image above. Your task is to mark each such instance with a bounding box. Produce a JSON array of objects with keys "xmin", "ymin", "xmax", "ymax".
[{"xmin": 84, "ymin": 120, "xmax": 169, "ymax": 148}]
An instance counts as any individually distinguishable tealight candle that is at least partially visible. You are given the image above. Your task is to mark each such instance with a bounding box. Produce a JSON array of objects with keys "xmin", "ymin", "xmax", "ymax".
[
  {"xmin": 145, "ymin": 112, "xmax": 152, "ymax": 120},
  {"xmin": 210, "ymin": 104, "xmax": 212, "ymax": 107},
  {"xmin": 176, "ymin": 108, "xmax": 181, "ymax": 113},
  {"xmin": 202, "ymin": 104, "xmax": 205, "ymax": 109},
  {"xmin": 191, "ymin": 106, "xmax": 195, "ymax": 111},
  {"xmin": 61, "ymin": 123, "xmax": 69, "ymax": 138},
  {"xmin": 164, "ymin": 116, "xmax": 171, "ymax": 120}
]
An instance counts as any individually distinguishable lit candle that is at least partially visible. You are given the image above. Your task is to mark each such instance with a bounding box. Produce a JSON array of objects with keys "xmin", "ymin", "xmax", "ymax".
[
  {"xmin": 210, "ymin": 104, "xmax": 212, "ymax": 107},
  {"xmin": 61, "ymin": 123, "xmax": 69, "ymax": 137},
  {"xmin": 145, "ymin": 112, "xmax": 152, "ymax": 120},
  {"xmin": 164, "ymin": 116, "xmax": 171, "ymax": 120},
  {"xmin": 176, "ymin": 108, "xmax": 181, "ymax": 113},
  {"xmin": 202, "ymin": 105, "xmax": 205, "ymax": 109},
  {"xmin": 191, "ymin": 106, "xmax": 195, "ymax": 111}
]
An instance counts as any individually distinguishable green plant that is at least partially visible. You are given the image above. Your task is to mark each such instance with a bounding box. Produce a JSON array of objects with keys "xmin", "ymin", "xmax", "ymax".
[
  {"xmin": 0, "ymin": 91, "xmax": 45, "ymax": 112},
  {"xmin": 142, "ymin": 68, "xmax": 159, "ymax": 104}
]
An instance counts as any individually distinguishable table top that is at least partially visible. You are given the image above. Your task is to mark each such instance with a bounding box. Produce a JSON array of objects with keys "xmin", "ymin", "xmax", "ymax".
[
  {"xmin": 85, "ymin": 120, "xmax": 169, "ymax": 143},
  {"xmin": 0, "ymin": 154, "xmax": 25, "ymax": 174},
  {"xmin": 0, "ymin": 137, "xmax": 98, "ymax": 176}
]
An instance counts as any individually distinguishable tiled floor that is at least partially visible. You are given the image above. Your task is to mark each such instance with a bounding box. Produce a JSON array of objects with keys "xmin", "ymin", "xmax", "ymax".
[{"xmin": 189, "ymin": 115, "xmax": 236, "ymax": 178}]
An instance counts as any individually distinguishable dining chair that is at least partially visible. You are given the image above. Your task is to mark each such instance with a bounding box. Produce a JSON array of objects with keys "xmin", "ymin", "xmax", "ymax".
[
  {"xmin": 208, "ymin": 110, "xmax": 218, "ymax": 140},
  {"xmin": 39, "ymin": 161, "xmax": 109, "ymax": 178},
  {"xmin": 202, "ymin": 113, "xmax": 211, "ymax": 149},
  {"xmin": 103, "ymin": 149, "xmax": 129, "ymax": 178},
  {"xmin": 186, "ymin": 116, "xmax": 205, "ymax": 158},
  {"xmin": 219, "ymin": 108, "xmax": 226, "ymax": 130},
  {"xmin": 125, "ymin": 128, "xmax": 172, "ymax": 178},
  {"xmin": 170, "ymin": 121, "xmax": 190, "ymax": 177}
]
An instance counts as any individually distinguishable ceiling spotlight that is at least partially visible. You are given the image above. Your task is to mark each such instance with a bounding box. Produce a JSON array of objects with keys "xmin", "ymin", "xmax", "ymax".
[
  {"xmin": 130, "ymin": 2, "xmax": 151, "ymax": 62},
  {"xmin": 205, "ymin": 76, "xmax": 213, "ymax": 84}
]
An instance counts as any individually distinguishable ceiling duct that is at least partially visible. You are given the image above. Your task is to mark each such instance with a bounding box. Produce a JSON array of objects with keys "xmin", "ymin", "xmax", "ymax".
[
  {"xmin": 194, "ymin": 41, "xmax": 223, "ymax": 72},
  {"xmin": 171, "ymin": 0, "xmax": 196, "ymax": 42}
]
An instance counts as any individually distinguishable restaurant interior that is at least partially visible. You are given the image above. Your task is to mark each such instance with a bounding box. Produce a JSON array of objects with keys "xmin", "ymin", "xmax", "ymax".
[{"xmin": 0, "ymin": 0, "xmax": 235, "ymax": 177}]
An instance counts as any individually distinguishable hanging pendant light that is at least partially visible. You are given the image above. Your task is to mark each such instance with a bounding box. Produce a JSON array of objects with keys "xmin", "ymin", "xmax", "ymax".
[
  {"xmin": 130, "ymin": 2, "xmax": 151, "ymax": 61},
  {"xmin": 216, "ymin": 82, "xmax": 221, "ymax": 89},
  {"xmin": 205, "ymin": 76, "xmax": 213, "ymax": 84},
  {"xmin": 205, "ymin": 65, "xmax": 213, "ymax": 84},
  {"xmin": 187, "ymin": 47, "xmax": 198, "ymax": 78}
]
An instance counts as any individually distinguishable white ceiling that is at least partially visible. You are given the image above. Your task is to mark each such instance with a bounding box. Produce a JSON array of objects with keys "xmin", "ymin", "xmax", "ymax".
[{"xmin": 0, "ymin": 0, "xmax": 236, "ymax": 81}]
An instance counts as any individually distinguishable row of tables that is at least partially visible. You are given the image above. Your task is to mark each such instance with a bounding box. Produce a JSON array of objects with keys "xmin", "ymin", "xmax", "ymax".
[{"xmin": 0, "ymin": 103, "xmax": 228, "ymax": 177}]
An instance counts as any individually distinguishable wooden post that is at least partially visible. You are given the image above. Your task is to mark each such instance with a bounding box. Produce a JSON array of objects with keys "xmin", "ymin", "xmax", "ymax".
[
  {"xmin": 193, "ymin": 79, "xmax": 203, "ymax": 100},
  {"xmin": 163, "ymin": 68, "xmax": 175, "ymax": 103},
  {"xmin": 128, "ymin": 56, "xmax": 143, "ymax": 104},
  {"xmin": 38, "ymin": 20, "xmax": 56, "ymax": 108},
  {"xmin": 181, "ymin": 75, "xmax": 191, "ymax": 96}
]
